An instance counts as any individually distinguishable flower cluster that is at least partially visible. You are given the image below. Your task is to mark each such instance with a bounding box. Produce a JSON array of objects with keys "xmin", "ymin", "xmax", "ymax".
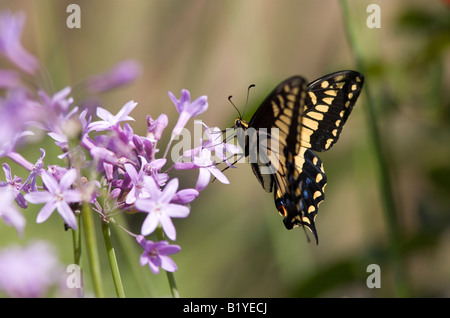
[{"xmin": 0, "ymin": 10, "xmax": 237, "ymax": 294}]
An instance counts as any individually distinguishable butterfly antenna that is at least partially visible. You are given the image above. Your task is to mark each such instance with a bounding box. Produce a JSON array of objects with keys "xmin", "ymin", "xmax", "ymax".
[
  {"xmin": 228, "ymin": 95, "xmax": 242, "ymax": 119},
  {"xmin": 242, "ymin": 84, "xmax": 255, "ymax": 119}
]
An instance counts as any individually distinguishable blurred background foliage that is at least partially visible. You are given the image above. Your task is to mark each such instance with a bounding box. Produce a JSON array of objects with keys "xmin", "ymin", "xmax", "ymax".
[{"xmin": 0, "ymin": 0, "xmax": 449, "ymax": 297}]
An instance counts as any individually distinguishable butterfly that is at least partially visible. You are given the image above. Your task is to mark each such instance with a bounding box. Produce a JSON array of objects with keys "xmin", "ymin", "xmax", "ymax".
[{"xmin": 233, "ymin": 70, "xmax": 364, "ymax": 243}]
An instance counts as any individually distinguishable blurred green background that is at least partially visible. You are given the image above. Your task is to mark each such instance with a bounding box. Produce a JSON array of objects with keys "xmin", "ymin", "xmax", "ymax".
[{"xmin": 0, "ymin": 0, "xmax": 449, "ymax": 297}]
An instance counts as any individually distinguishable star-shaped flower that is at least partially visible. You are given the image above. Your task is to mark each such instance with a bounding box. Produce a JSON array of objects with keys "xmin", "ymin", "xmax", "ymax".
[
  {"xmin": 87, "ymin": 100, "xmax": 137, "ymax": 132},
  {"xmin": 136, "ymin": 235, "xmax": 181, "ymax": 274},
  {"xmin": 168, "ymin": 89, "xmax": 208, "ymax": 137},
  {"xmin": 134, "ymin": 178, "xmax": 190, "ymax": 240},
  {"xmin": 24, "ymin": 169, "xmax": 81, "ymax": 229}
]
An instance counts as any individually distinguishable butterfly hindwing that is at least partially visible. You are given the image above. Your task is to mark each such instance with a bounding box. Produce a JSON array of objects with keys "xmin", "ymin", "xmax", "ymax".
[{"xmin": 274, "ymin": 147, "xmax": 327, "ymax": 243}]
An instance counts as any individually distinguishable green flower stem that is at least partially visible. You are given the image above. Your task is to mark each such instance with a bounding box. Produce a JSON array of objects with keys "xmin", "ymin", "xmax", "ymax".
[
  {"xmin": 71, "ymin": 211, "xmax": 84, "ymax": 298},
  {"xmin": 339, "ymin": 0, "xmax": 410, "ymax": 297},
  {"xmin": 72, "ymin": 211, "xmax": 82, "ymax": 266},
  {"xmin": 156, "ymin": 227, "xmax": 180, "ymax": 298},
  {"xmin": 101, "ymin": 221, "xmax": 125, "ymax": 298},
  {"xmin": 114, "ymin": 214, "xmax": 154, "ymax": 296},
  {"xmin": 82, "ymin": 202, "xmax": 104, "ymax": 298}
]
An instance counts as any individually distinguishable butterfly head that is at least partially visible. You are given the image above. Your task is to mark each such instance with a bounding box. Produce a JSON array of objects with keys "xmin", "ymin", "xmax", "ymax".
[{"xmin": 234, "ymin": 118, "xmax": 248, "ymax": 130}]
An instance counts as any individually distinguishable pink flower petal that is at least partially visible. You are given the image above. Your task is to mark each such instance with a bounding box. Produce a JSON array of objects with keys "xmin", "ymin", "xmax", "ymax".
[
  {"xmin": 159, "ymin": 214, "xmax": 176, "ymax": 241},
  {"xmin": 24, "ymin": 191, "xmax": 52, "ymax": 204},
  {"xmin": 124, "ymin": 163, "xmax": 139, "ymax": 183},
  {"xmin": 125, "ymin": 185, "xmax": 137, "ymax": 204},
  {"xmin": 116, "ymin": 100, "xmax": 137, "ymax": 121},
  {"xmin": 59, "ymin": 169, "xmax": 77, "ymax": 190},
  {"xmin": 164, "ymin": 204, "xmax": 190, "ymax": 218},
  {"xmin": 159, "ymin": 178, "xmax": 179, "ymax": 204},
  {"xmin": 56, "ymin": 201, "xmax": 77, "ymax": 230},
  {"xmin": 96, "ymin": 107, "xmax": 114, "ymax": 122},
  {"xmin": 208, "ymin": 166, "xmax": 230, "ymax": 184},
  {"xmin": 196, "ymin": 168, "xmax": 211, "ymax": 191},
  {"xmin": 36, "ymin": 200, "xmax": 57, "ymax": 223},
  {"xmin": 141, "ymin": 212, "xmax": 159, "ymax": 236},
  {"xmin": 135, "ymin": 198, "xmax": 155, "ymax": 213},
  {"xmin": 142, "ymin": 177, "xmax": 160, "ymax": 200},
  {"xmin": 160, "ymin": 255, "xmax": 178, "ymax": 272},
  {"xmin": 41, "ymin": 172, "xmax": 59, "ymax": 193},
  {"xmin": 64, "ymin": 189, "xmax": 82, "ymax": 203}
]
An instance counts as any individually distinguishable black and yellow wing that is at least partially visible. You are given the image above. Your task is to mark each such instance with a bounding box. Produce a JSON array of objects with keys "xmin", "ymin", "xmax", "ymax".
[
  {"xmin": 303, "ymin": 70, "xmax": 364, "ymax": 152},
  {"xmin": 234, "ymin": 70, "xmax": 364, "ymax": 243}
]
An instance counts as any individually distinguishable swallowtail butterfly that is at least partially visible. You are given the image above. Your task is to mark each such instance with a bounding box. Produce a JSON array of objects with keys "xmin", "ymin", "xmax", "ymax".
[{"xmin": 234, "ymin": 70, "xmax": 364, "ymax": 243}]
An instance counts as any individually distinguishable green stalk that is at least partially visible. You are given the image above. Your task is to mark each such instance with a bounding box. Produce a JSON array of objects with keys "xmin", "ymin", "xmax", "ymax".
[
  {"xmin": 101, "ymin": 221, "xmax": 126, "ymax": 298},
  {"xmin": 71, "ymin": 211, "xmax": 84, "ymax": 298},
  {"xmin": 156, "ymin": 227, "xmax": 180, "ymax": 298},
  {"xmin": 82, "ymin": 203, "xmax": 104, "ymax": 298},
  {"xmin": 339, "ymin": 0, "xmax": 410, "ymax": 297},
  {"xmin": 165, "ymin": 268, "xmax": 180, "ymax": 298},
  {"xmin": 72, "ymin": 211, "xmax": 82, "ymax": 266},
  {"xmin": 113, "ymin": 213, "xmax": 155, "ymax": 297}
]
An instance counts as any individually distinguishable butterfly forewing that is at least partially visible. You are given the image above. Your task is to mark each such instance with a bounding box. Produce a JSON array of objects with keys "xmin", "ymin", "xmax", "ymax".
[
  {"xmin": 249, "ymin": 76, "xmax": 307, "ymax": 154},
  {"xmin": 245, "ymin": 76, "xmax": 307, "ymax": 192},
  {"xmin": 303, "ymin": 70, "xmax": 364, "ymax": 152}
]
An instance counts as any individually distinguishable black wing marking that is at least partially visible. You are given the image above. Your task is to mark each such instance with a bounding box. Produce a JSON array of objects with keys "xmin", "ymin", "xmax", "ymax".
[
  {"xmin": 249, "ymin": 76, "xmax": 308, "ymax": 154},
  {"xmin": 302, "ymin": 70, "xmax": 364, "ymax": 152},
  {"xmin": 273, "ymin": 147, "xmax": 326, "ymax": 244},
  {"xmin": 243, "ymin": 76, "xmax": 308, "ymax": 193}
]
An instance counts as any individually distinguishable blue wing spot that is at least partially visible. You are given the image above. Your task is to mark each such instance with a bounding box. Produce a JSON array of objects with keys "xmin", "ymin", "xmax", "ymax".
[
  {"xmin": 303, "ymin": 190, "xmax": 309, "ymax": 200},
  {"xmin": 305, "ymin": 177, "xmax": 312, "ymax": 186}
]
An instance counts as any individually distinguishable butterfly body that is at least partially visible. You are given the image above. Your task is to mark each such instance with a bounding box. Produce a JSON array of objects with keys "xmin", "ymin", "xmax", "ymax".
[{"xmin": 234, "ymin": 70, "xmax": 364, "ymax": 243}]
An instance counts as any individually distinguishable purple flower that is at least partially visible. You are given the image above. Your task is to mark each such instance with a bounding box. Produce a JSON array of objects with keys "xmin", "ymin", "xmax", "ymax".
[
  {"xmin": 146, "ymin": 114, "xmax": 168, "ymax": 142},
  {"xmin": 170, "ymin": 188, "xmax": 199, "ymax": 204},
  {"xmin": 176, "ymin": 147, "xmax": 230, "ymax": 191},
  {"xmin": 0, "ymin": 163, "xmax": 27, "ymax": 208},
  {"xmin": 0, "ymin": 241, "xmax": 64, "ymax": 297},
  {"xmin": 135, "ymin": 177, "xmax": 190, "ymax": 240},
  {"xmin": 46, "ymin": 165, "xmax": 68, "ymax": 183},
  {"xmin": 86, "ymin": 59, "xmax": 142, "ymax": 93},
  {"xmin": 24, "ymin": 169, "xmax": 82, "ymax": 229},
  {"xmin": 0, "ymin": 188, "xmax": 26, "ymax": 236},
  {"xmin": 47, "ymin": 109, "xmax": 93, "ymax": 160},
  {"xmin": 88, "ymin": 100, "xmax": 137, "ymax": 132},
  {"xmin": 142, "ymin": 157, "xmax": 168, "ymax": 186},
  {"xmin": 20, "ymin": 148, "xmax": 45, "ymax": 192},
  {"xmin": 38, "ymin": 86, "xmax": 74, "ymax": 118},
  {"xmin": 168, "ymin": 89, "xmax": 208, "ymax": 137},
  {"xmin": 0, "ymin": 11, "xmax": 39, "ymax": 74},
  {"xmin": 201, "ymin": 123, "xmax": 240, "ymax": 167},
  {"xmin": 136, "ymin": 235, "xmax": 181, "ymax": 274},
  {"xmin": 194, "ymin": 148, "xmax": 230, "ymax": 191},
  {"xmin": 89, "ymin": 146, "xmax": 119, "ymax": 167},
  {"xmin": 124, "ymin": 160, "xmax": 152, "ymax": 204}
]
